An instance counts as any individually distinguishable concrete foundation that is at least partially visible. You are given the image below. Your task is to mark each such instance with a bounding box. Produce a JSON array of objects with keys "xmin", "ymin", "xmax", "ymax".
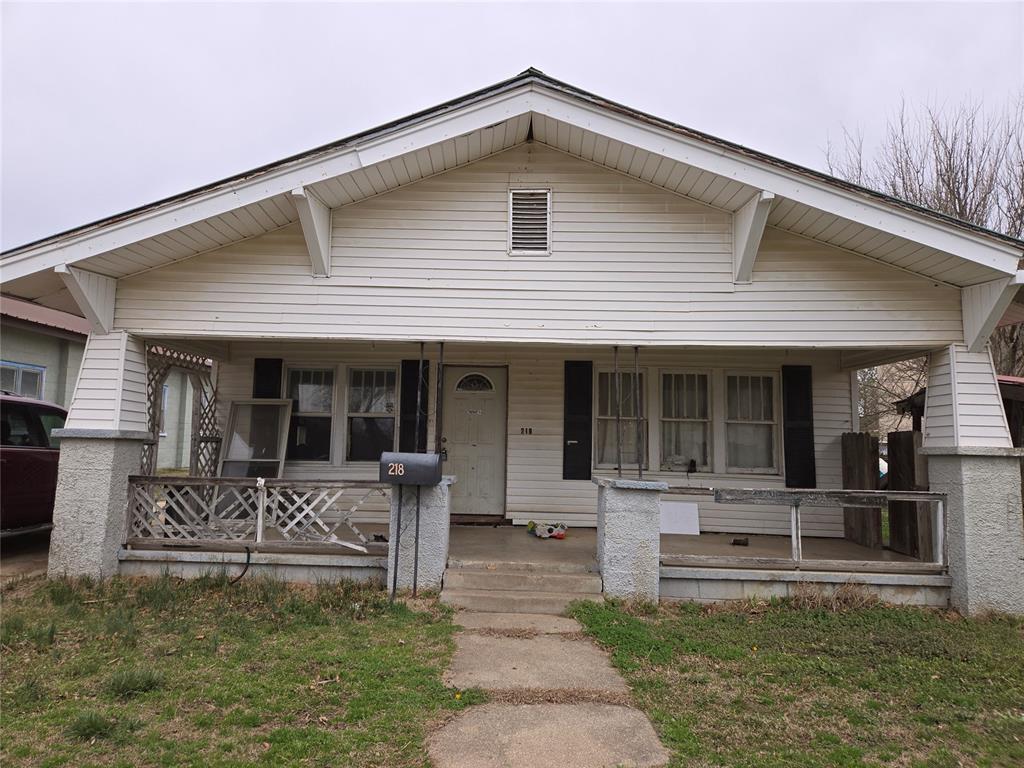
[
  {"xmin": 118, "ymin": 548, "xmax": 386, "ymax": 584},
  {"xmin": 387, "ymin": 477, "xmax": 454, "ymax": 593},
  {"xmin": 924, "ymin": 449, "xmax": 1024, "ymax": 615},
  {"xmin": 594, "ymin": 477, "xmax": 667, "ymax": 601},
  {"xmin": 47, "ymin": 434, "xmax": 145, "ymax": 580},
  {"xmin": 660, "ymin": 566, "xmax": 951, "ymax": 607}
]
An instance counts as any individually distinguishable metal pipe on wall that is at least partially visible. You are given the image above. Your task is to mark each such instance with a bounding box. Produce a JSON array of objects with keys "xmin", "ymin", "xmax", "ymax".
[
  {"xmin": 412, "ymin": 341, "xmax": 425, "ymax": 596},
  {"xmin": 435, "ymin": 342, "xmax": 445, "ymax": 454},
  {"xmin": 634, "ymin": 346, "xmax": 643, "ymax": 480},
  {"xmin": 614, "ymin": 345, "xmax": 622, "ymax": 478}
]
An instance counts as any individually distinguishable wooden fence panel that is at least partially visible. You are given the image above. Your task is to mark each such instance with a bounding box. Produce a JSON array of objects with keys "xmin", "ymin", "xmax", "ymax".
[
  {"xmin": 887, "ymin": 430, "xmax": 932, "ymax": 559},
  {"xmin": 841, "ymin": 432, "xmax": 882, "ymax": 549}
]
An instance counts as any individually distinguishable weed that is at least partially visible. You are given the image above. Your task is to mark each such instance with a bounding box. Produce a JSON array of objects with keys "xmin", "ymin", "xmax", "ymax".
[
  {"xmin": 103, "ymin": 607, "xmax": 138, "ymax": 646},
  {"xmin": 253, "ymin": 573, "xmax": 286, "ymax": 609},
  {"xmin": 1, "ymin": 613, "xmax": 26, "ymax": 645},
  {"xmin": 10, "ymin": 677, "xmax": 47, "ymax": 708},
  {"xmin": 194, "ymin": 568, "xmax": 231, "ymax": 591},
  {"xmin": 27, "ymin": 621, "xmax": 56, "ymax": 650},
  {"xmin": 45, "ymin": 577, "xmax": 87, "ymax": 606},
  {"xmin": 790, "ymin": 582, "xmax": 881, "ymax": 611},
  {"xmin": 107, "ymin": 667, "xmax": 164, "ymax": 698},
  {"xmin": 135, "ymin": 572, "xmax": 175, "ymax": 610},
  {"xmin": 67, "ymin": 710, "xmax": 115, "ymax": 741}
]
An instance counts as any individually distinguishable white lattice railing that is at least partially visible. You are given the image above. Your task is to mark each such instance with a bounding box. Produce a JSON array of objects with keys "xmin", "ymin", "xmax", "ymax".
[{"xmin": 124, "ymin": 476, "xmax": 390, "ymax": 554}]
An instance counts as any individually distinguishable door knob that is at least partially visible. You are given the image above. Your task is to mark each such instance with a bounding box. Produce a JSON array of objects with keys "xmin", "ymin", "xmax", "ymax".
[{"xmin": 567, "ymin": 440, "xmax": 579, "ymax": 445}]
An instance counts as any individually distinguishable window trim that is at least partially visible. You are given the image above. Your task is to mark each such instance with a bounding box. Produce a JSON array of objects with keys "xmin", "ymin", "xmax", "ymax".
[
  {"xmin": 593, "ymin": 368, "xmax": 649, "ymax": 470},
  {"xmin": 508, "ymin": 188, "xmax": 552, "ymax": 256},
  {"xmin": 344, "ymin": 365, "xmax": 400, "ymax": 465},
  {"xmin": 723, "ymin": 370, "xmax": 781, "ymax": 475},
  {"xmin": 659, "ymin": 369, "xmax": 712, "ymax": 472},
  {"xmin": 285, "ymin": 366, "xmax": 338, "ymax": 464},
  {"xmin": 1, "ymin": 360, "xmax": 46, "ymax": 399}
]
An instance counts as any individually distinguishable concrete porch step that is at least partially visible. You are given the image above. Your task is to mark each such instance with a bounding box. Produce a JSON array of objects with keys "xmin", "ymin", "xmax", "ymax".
[
  {"xmin": 440, "ymin": 587, "xmax": 603, "ymax": 615},
  {"xmin": 447, "ymin": 558, "xmax": 595, "ymax": 574},
  {"xmin": 444, "ymin": 568, "xmax": 603, "ymax": 595}
]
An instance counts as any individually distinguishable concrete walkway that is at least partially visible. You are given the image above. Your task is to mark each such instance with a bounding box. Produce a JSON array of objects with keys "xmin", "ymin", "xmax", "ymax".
[{"xmin": 428, "ymin": 611, "xmax": 670, "ymax": 768}]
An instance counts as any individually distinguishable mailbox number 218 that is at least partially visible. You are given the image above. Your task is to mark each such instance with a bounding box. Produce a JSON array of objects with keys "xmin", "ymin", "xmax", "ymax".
[{"xmin": 387, "ymin": 462, "xmax": 405, "ymax": 477}]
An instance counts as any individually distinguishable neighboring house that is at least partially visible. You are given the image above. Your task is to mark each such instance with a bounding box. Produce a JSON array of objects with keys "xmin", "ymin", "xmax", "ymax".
[
  {"xmin": 1, "ymin": 296, "xmax": 192, "ymax": 470},
  {"xmin": 1, "ymin": 70, "xmax": 1022, "ymax": 615},
  {"xmin": 1, "ymin": 296, "xmax": 88, "ymax": 406}
]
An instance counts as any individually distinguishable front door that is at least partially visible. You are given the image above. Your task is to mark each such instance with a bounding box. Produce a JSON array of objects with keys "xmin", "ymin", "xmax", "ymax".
[{"xmin": 441, "ymin": 366, "xmax": 507, "ymax": 516}]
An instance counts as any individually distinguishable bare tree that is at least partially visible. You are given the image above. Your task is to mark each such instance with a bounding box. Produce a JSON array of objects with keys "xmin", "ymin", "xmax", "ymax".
[{"xmin": 828, "ymin": 96, "xmax": 1024, "ymax": 433}]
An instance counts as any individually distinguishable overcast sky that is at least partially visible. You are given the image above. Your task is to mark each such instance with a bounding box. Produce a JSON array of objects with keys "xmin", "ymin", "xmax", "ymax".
[{"xmin": 2, "ymin": 1, "xmax": 1022, "ymax": 251}]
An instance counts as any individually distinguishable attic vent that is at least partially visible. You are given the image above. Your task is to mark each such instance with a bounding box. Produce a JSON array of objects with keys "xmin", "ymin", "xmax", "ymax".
[{"xmin": 509, "ymin": 189, "xmax": 551, "ymax": 255}]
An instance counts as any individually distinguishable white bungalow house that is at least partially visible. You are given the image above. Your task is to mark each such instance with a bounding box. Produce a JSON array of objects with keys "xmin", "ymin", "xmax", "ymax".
[{"xmin": 2, "ymin": 70, "xmax": 1022, "ymax": 614}]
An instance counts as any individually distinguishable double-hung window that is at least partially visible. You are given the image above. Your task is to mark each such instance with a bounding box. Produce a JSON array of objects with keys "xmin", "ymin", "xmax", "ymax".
[
  {"xmin": 286, "ymin": 368, "xmax": 334, "ymax": 461},
  {"xmin": 596, "ymin": 371, "xmax": 647, "ymax": 468},
  {"xmin": 1, "ymin": 361, "xmax": 45, "ymax": 399},
  {"xmin": 725, "ymin": 373, "xmax": 778, "ymax": 473},
  {"xmin": 660, "ymin": 372, "xmax": 710, "ymax": 471},
  {"xmin": 346, "ymin": 368, "xmax": 397, "ymax": 462}
]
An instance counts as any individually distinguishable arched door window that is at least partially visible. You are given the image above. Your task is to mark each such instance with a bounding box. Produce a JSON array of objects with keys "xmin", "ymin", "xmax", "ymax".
[{"xmin": 455, "ymin": 373, "xmax": 494, "ymax": 392}]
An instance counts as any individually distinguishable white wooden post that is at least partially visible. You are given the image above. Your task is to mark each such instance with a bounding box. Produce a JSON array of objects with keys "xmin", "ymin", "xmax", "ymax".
[{"xmin": 789, "ymin": 503, "xmax": 803, "ymax": 564}]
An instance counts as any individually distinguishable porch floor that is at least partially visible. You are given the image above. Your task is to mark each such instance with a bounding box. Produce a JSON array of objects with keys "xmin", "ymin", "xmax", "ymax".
[
  {"xmin": 447, "ymin": 526, "xmax": 936, "ymax": 575},
  {"xmin": 448, "ymin": 525, "xmax": 598, "ymax": 572},
  {"xmin": 661, "ymin": 532, "xmax": 918, "ymax": 562}
]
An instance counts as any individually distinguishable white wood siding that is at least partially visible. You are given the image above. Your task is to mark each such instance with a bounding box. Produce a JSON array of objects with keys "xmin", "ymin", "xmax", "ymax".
[
  {"xmin": 64, "ymin": 331, "xmax": 148, "ymax": 432},
  {"xmin": 114, "ymin": 144, "xmax": 961, "ymax": 348},
  {"xmin": 923, "ymin": 344, "xmax": 1012, "ymax": 448},
  {"xmin": 215, "ymin": 342, "xmax": 852, "ymax": 535}
]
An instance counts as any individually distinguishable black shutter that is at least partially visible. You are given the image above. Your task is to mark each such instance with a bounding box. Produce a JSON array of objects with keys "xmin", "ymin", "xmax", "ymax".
[
  {"xmin": 563, "ymin": 361, "xmax": 593, "ymax": 480},
  {"xmin": 399, "ymin": 360, "xmax": 430, "ymax": 452},
  {"xmin": 782, "ymin": 365, "xmax": 816, "ymax": 488},
  {"xmin": 252, "ymin": 358, "xmax": 283, "ymax": 398}
]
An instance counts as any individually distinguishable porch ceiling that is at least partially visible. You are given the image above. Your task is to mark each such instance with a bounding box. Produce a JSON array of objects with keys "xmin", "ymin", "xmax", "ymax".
[{"xmin": 3, "ymin": 70, "xmax": 1021, "ymax": 315}]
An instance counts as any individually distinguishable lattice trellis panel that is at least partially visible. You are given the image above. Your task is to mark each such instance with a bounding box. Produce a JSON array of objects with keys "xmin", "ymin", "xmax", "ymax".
[
  {"xmin": 124, "ymin": 477, "xmax": 387, "ymax": 553},
  {"xmin": 142, "ymin": 345, "xmax": 221, "ymax": 476},
  {"xmin": 265, "ymin": 486, "xmax": 385, "ymax": 547},
  {"xmin": 126, "ymin": 480, "xmax": 258, "ymax": 541}
]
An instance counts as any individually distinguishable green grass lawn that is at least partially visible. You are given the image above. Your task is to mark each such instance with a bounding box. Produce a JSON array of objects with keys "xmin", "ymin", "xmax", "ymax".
[
  {"xmin": 1, "ymin": 573, "xmax": 471, "ymax": 768},
  {"xmin": 572, "ymin": 595, "xmax": 1024, "ymax": 768}
]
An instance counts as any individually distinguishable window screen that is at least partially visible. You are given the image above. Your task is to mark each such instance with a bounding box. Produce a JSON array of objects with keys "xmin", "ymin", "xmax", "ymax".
[
  {"xmin": 347, "ymin": 368, "xmax": 397, "ymax": 461},
  {"xmin": 596, "ymin": 371, "xmax": 647, "ymax": 467},
  {"xmin": 286, "ymin": 368, "xmax": 334, "ymax": 461},
  {"xmin": 726, "ymin": 374, "xmax": 777, "ymax": 471},
  {"xmin": 661, "ymin": 373, "xmax": 710, "ymax": 470}
]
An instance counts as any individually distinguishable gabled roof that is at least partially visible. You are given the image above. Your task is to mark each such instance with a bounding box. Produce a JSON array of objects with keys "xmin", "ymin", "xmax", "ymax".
[{"xmin": 2, "ymin": 68, "xmax": 1022, "ymax": 313}]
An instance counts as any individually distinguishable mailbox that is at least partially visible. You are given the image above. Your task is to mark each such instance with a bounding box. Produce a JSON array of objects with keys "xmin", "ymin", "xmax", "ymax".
[{"xmin": 379, "ymin": 451, "xmax": 443, "ymax": 486}]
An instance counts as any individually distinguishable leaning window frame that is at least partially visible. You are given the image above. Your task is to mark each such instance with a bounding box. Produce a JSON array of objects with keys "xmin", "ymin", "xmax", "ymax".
[
  {"xmin": 284, "ymin": 366, "xmax": 337, "ymax": 464},
  {"xmin": 343, "ymin": 365, "xmax": 400, "ymax": 465},
  {"xmin": 723, "ymin": 370, "xmax": 781, "ymax": 475},
  {"xmin": 659, "ymin": 369, "xmax": 713, "ymax": 472},
  {"xmin": 0, "ymin": 360, "xmax": 46, "ymax": 399},
  {"xmin": 507, "ymin": 188, "xmax": 552, "ymax": 256},
  {"xmin": 593, "ymin": 368, "xmax": 649, "ymax": 470}
]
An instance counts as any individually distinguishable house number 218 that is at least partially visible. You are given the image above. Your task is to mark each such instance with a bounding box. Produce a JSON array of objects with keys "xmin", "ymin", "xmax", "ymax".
[{"xmin": 387, "ymin": 462, "xmax": 405, "ymax": 476}]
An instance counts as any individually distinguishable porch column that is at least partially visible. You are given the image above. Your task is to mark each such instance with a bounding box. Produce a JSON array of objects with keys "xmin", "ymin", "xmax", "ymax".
[
  {"xmin": 387, "ymin": 477, "xmax": 454, "ymax": 593},
  {"xmin": 594, "ymin": 477, "xmax": 667, "ymax": 601},
  {"xmin": 47, "ymin": 331, "xmax": 150, "ymax": 581},
  {"xmin": 921, "ymin": 344, "xmax": 1024, "ymax": 615}
]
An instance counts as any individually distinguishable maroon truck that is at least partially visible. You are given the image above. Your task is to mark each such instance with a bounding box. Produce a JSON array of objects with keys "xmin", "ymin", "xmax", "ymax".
[{"xmin": 1, "ymin": 393, "xmax": 67, "ymax": 536}]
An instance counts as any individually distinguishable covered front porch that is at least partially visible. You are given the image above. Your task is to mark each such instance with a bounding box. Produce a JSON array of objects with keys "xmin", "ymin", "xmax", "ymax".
[
  {"xmin": 44, "ymin": 334, "xmax": 1019, "ymax": 612},
  {"xmin": 73, "ymin": 335, "xmax": 960, "ymax": 599}
]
